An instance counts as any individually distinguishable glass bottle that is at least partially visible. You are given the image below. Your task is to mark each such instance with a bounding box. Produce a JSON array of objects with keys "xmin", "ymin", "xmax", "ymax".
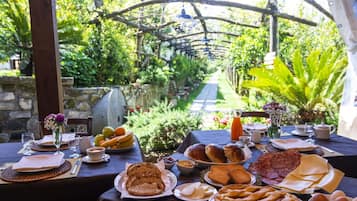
[{"xmin": 231, "ymin": 110, "xmax": 243, "ymax": 142}]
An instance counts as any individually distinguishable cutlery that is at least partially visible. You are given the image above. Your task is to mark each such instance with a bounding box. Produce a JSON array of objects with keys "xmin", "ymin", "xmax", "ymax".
[
  {"xmin": 70, "ymin": 159, "xmax": 82, "ymax": 175},
  {"xmin": 322, "ymin": 146, "xmax": 335, "ymax": 153}
]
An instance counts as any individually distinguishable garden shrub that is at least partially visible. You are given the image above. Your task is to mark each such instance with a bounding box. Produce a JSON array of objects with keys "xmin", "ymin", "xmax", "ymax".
[{"xmin": 125, "ymin": 101, "xmax": 202, "ymax": 153}]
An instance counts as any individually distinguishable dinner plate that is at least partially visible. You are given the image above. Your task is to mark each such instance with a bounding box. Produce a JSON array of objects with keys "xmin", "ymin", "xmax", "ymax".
[
  {"xmin": 291, "ymin": 129, "xmax": 313, "ymax": 137},
  {"xmin": 114, "ymin": 169, "xmax": 177, "ymax": 199},
  {"xmin": 174, "ymin": 183, "xmax": 217, "ymax": 201},
  {"xmin": 271, "ymin": 141, "xmax": 317, "ymax": 152},
  {"xmin": 203, "ymin": 171, "xmax": 256, "ymax": 187},
  {"xmin": 82, "ymin": 154, "xmax": 110, "ymax": 163},
  {"xmin": 15, "ymin": 159, "xmax": 65, "ymax": 173},
  {"xmin": 243, "ymin": 123, "xmax": 268, "ymax": 132}
]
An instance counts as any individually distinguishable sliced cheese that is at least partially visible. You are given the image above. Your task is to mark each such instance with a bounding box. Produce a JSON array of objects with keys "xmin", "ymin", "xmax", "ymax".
[
  {"xmin": 316, "ymin": 168, "xmax": 344, "ymax": 193},
  {"xmin": 291, "ymin": 173, "xmax": 325, "ymax": 182},
  {"xmin": 276, "ymin": 174, "xmax": 314, "ymax": 192},
  {"xmin": 297, "ymin": 155, "xmax": 329, "ymax": 176}
]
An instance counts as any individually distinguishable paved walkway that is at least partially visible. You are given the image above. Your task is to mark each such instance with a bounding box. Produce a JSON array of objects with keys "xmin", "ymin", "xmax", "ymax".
[{"xmin": 190, "ymin": 73, "xmax": 218, "ymax": 113}]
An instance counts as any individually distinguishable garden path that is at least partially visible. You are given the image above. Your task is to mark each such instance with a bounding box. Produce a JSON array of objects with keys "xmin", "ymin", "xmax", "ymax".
[{"xmin": 190, "ymin": 73, "xmax": 218, "ymax": 113}]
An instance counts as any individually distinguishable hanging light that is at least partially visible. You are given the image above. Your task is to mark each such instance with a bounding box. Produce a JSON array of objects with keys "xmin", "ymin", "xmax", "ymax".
[{"xmin": 176, "ymin": 4, "xmax": 195, "ymax": 32}]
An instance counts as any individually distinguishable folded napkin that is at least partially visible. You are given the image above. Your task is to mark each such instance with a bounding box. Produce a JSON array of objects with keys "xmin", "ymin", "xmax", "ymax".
[
  {"xmin": 276, "ymin": 154, "xmax": 344, "ymax": 194},
  {"xmin": 38, "ymin": 133, "xmax": 75, "ymax": 145},
  {"xmin": 12, "ymin": 154, "xmax": 64, "ymax": 171},
  {"xmin": 271, "ymin": 138, "xmax": 318, "ymax": 151}
]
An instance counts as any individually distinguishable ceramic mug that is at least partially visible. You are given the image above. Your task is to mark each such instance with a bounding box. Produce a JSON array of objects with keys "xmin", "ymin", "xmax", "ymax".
[
  {"xmin": 251, "ymin": 131, "xmax": 262, "ymax": 143},
  {"xmin": 313, "ymin": 124, "xmax": 336, "ymax": 140},
  {"xmin": 295, "ymin": 124, "xmax": 311, "ymax": 134},
  {"xmin": 79, "ymin": 136, "xmax": 92, "ymax": 153}
]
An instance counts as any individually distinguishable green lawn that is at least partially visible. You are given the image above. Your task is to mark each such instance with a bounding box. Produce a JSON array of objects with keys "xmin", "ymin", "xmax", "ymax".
[
  {"xmin": 215, "ymin": 71, "xmax": 246, "ymax": 110},
  {"xmin": 0, "ymin": 69, "xmax": 20, "ymax": 77}
]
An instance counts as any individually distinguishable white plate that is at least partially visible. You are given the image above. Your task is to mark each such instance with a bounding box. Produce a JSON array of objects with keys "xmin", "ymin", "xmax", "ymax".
[
  {"xmin": 15, "ymin": 159, "xmax": 65, "ymax": 173},
  {"xmin": 244, "ymin": 123, "xmax": 268, "ymax": 131},
  {"xmin": 291, "ymin": 129, "xmax": 313, "ymax": 137},
  {"xmin": 82, "ymin": 154, "xmax": 110, "ymax": 163},
  {"xmin": 174, "ymin": 183, "xmax": 217, "ymax": 201},
  {"xmin": 114, "ymin": 169, "xmax": 177, "ymax": 199},
  {"xmin": 271, "ymin": 142, "xmax": 317, "ymax": 152},
  {"xmin": 203, "ymin": 171, "xmax": 256, "ymax": 187}
]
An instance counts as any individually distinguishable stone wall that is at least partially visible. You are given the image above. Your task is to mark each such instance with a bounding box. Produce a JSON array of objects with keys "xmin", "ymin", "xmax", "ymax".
[{"xmin": 0, "ymin": 76, "xmax": 110, "ymax": 140}]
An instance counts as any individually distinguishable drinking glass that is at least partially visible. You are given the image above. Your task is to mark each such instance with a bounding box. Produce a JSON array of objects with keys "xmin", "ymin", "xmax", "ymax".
[
  {"xmin": 21, "ymin": 132, "xmax": 34, "ymax": 156},
  {"xmin": 53, "ymin": 130, "xmax": 63, "ymax": 155},
  {"xmin": 69, "ymin": 137, "xmax": 80, "ymax": 158},
  {"xmin": 305, "ymin": 123, "xmax": 315, "ymax": 144}
]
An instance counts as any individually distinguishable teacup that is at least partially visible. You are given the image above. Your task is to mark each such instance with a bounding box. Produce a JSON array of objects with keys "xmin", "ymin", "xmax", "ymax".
[
  {"xmin": 239, "ymin": 135, "xmax": 251, "ymax": 145},
  {"xmin": 313, "ymin": 124, "xmax": 335, "ymax": 140},
  {"xmin": 295, "ymin": 124, "xmax": 311, "ymax": 134},
  {"xmin": 251, "ymin": 131, "xmax": 262, "ymax": 143},
  {"xmin": 86, "ymin": 147, "xmax": 105, "ymax": 161}
]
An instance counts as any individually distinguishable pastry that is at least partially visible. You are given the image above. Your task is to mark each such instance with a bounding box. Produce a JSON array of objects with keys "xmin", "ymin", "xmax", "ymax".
[
  {"xmin": 207, "ymin": 166, "xmax": 231, "ymax": 185},
  {"xmin": 229, "ymin": 169, "xmax": 251, "ymax": 184},
  {"xmin": 223, "ymin": 143, "xmax": 245, "ymax": 162},
  {"xmin": 125, "ymin": 162, "xmax": 165, "ymax": 196},
  {"xmin": 213, "ymin": 184, "xmax": 301, "ymax": 201},
  {"xmin": 184, "ymin": 143, "xmax": 210, "ymax": 161},
  {"xmin": 205, "ymin": 144, "xmax": 226, "ymax": 163},
  {"xmin": 207, "ymin": 164, "xmax": 251, "ymax": 185}
]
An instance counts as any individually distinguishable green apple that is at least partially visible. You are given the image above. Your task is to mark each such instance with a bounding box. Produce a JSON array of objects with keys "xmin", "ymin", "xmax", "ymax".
[
  {"xmin": 102, "ymin": 126, "xmax": 114, "ymax": 138},
  {"xmin": 94, "ymin": 134, "xmax": 105, "ymax": 146}
]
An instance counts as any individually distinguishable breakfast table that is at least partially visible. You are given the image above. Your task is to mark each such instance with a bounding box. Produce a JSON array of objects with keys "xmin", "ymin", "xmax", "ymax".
[
  {"xmin": 0, "ymin": 137, "xmax": 144, "ymax": 201},
  {"xmin": 98, "ymin": 126, "xmax": 357, "ymax": 201}
]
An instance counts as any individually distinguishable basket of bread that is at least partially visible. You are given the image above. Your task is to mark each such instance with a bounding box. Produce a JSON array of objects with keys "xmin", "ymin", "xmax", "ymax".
[
  {"xmin": 114, "ymin": 161, "xmax": 177, "ymax": 199},
  {"xmin": 184, "ymin": 143, "xmax": 251, "ymax": 167},
  {"xmin": 309, "ymin": 190, "xmax": 357, "ymax": 201}
]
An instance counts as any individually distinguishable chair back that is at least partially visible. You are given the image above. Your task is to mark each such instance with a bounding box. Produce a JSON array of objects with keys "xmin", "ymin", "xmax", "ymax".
[{"xmin": 241, "ymin": 111, "xmax": 269, "ymax": 118}]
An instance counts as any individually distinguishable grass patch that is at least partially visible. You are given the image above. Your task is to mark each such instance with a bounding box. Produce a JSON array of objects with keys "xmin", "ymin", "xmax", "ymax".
[
  {"xmin": 175, "ymin": 75, "xmax": 211, "ymax": 110},
  {"xmin": 0, "ymin": 69, "xmax": 20, "ymax": 77},
  {"xmin": 215, "ymin": 72, "xmax": 246, "ymax": 110}
]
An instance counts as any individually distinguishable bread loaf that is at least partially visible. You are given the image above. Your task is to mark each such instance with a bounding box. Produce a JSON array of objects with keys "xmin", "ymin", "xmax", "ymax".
[
  {"xmin": 185, "ymin": 144, "xmax": 210, "ymax": 161},
  {"xmin": 223, "ymin": 144, "xmax": 245, "ymax": 162},
  {"xmin": 207, "ymin": 167, "xmax": 230, "ymax": 185},
  {"xmin": 229, "ymin": 169, "xmax": 251, "ymax": 184},
  {"xmin": 205, "ymin": 144, "xmax": 226, "ymax": 163},
  {"xmin": 125, "ymin": 162, "xmax": 165, "ymax": 196}
]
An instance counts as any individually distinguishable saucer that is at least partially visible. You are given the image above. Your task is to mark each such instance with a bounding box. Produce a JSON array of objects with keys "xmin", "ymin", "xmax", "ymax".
[
  {"xmin": 82, "ymin": 154, "xmax": 110, "ymax": 163},
  {"xmin": 291, "ymin": 129, "xmax": 313, "ymax": 137}
]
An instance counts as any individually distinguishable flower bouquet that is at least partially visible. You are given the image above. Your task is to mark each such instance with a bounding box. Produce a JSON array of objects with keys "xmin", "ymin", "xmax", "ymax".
[
  {"xmin": 44, "ymin": 113, "xmax": 66, "ymax": 154},
  {"xmin": 263, "ymin": 102, "xmax": 286, "ymax": 138}
]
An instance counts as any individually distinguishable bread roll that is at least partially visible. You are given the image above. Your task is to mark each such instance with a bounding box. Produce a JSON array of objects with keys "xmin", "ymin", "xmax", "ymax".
[
  {"xmin": 185, "ymin": 144, "xmax": 210, "ymax": 161},
  {"xmin": 207, "ymin": 167, "xmax": 230, "ymax": 185},
  {"xmin": 223, "ymin": 144, "xmax": 245, "ymax": 162},
  {"xmin": 309, "ymin": 194, "xmax": 329, "ymax": 201},
  {"xmin": 205, "ymin": 144, "xmax": 226, "ymax": 163}
]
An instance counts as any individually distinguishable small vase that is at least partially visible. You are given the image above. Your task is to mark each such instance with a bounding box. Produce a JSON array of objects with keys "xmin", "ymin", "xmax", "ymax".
[
  {"xmin": 53, "ymin": 126, "xmax": 63, "ymax": 155},
  {"xmin": 267, "ymin": 111, "xmax": 283, "ymax": 139},
  {"xmin": 268, "ymin": 124, "xmax": 280, "ymax": 138}
]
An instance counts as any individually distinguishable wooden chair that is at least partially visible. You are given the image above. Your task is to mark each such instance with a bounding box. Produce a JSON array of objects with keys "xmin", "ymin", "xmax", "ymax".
[
  {"xmin": 66, "ymin": 116, "xmax": 93, "ymax": 136},
  {"xmin": 241, "ymin": 111, "xmax": 269, "ymax": 118}
]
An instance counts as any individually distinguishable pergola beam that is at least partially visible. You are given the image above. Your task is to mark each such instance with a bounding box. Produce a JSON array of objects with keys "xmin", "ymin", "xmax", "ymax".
[
  {"xmin": 110, "ymin": 0, "xmax": 317, "ymax": 26},
  {"xmin": 303, "ymin": 0, "xmax": 334, "ymax": 20},
  {"xmin": 194, "ymin": 16, "xmax": 259, "ymax": 28},
  {"xmin": 190, "ymin": 3, "xmax": 208, "ymax": 38},
  {"xmin": 165, "ymin": 31, "xmax": 240, "ymax": 41}
]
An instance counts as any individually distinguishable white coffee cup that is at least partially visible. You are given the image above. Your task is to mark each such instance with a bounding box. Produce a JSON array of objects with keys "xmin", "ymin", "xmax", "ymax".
[
  {"xmin": 86, "ymin": 147, "xmax": 105, "ymax": 161},
  {"xmin": 79, "ymin": 136, "xmax": 92, "ymax": 154},
  {"xmin": 239, "ymin": 135, "xmax": 251, "ymax": 145},
  {"xmin": 251, "ymin": 131, "xmax": 262, "ymax": 143},
  {"xmin": 313, "ymin": 124, "xmax": 335, "ymax": 140}
]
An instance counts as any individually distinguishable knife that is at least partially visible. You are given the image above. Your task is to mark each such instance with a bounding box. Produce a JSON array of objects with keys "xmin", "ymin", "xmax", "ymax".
[{"xmin": 70, "ymin": 159, "xmax": 81, "ymax": 175}]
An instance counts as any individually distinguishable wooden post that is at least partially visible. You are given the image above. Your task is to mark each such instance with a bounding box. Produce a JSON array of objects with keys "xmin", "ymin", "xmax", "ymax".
[
  {"xmin": 269, "ymin": 0, "xmax": 278, "ymax": 53},
  {"xmin": 29, "ymin": 0, "xmax": 63, "ymax": 134}
]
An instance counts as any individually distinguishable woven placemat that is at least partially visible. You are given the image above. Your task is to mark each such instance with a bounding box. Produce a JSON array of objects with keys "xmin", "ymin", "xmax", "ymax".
[
  {"xmin": 265, "ymin": 143, "xmax": 324, "ymax": 156},
  {"xmin": 0, "ymin": 160, "xmax": 71, "ymax": 183},
  {"xmin": 31, "ymin": 143, "xmax": 69, "ymax": 152}
]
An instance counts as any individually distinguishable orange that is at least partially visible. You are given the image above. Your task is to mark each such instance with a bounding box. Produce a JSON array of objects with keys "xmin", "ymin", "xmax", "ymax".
[{"xmin": 114, "ymin": 127, "xmax": 126, "ymax": 136}]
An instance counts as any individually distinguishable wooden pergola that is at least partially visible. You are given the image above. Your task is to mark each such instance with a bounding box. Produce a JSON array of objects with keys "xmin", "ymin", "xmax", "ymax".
[{"xmin": 29, "ymin": 0, "xmax": 333, "ymax": 133}]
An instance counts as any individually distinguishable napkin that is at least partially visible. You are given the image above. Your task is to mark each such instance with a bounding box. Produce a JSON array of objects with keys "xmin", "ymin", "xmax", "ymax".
[
  {"xmin": 271, "ymin": 138, "xmax": 318, "ymax": 151},
  {"xmin": 12, "ymin": 154, "xmax": 64, "ymax": 171},
  {"xmin": 38, "ymin": 133, "xmax": 75, "ymax": 145},
  {"xmin": 276, "ymin": 154, "xmax": 344, "ymax": 194}
]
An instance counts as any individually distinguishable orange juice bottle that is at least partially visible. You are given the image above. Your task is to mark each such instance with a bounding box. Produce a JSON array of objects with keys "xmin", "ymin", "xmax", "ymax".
[{"xmin": 231, "ymin": 110, "xmax": 243, "ymax": 141}]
